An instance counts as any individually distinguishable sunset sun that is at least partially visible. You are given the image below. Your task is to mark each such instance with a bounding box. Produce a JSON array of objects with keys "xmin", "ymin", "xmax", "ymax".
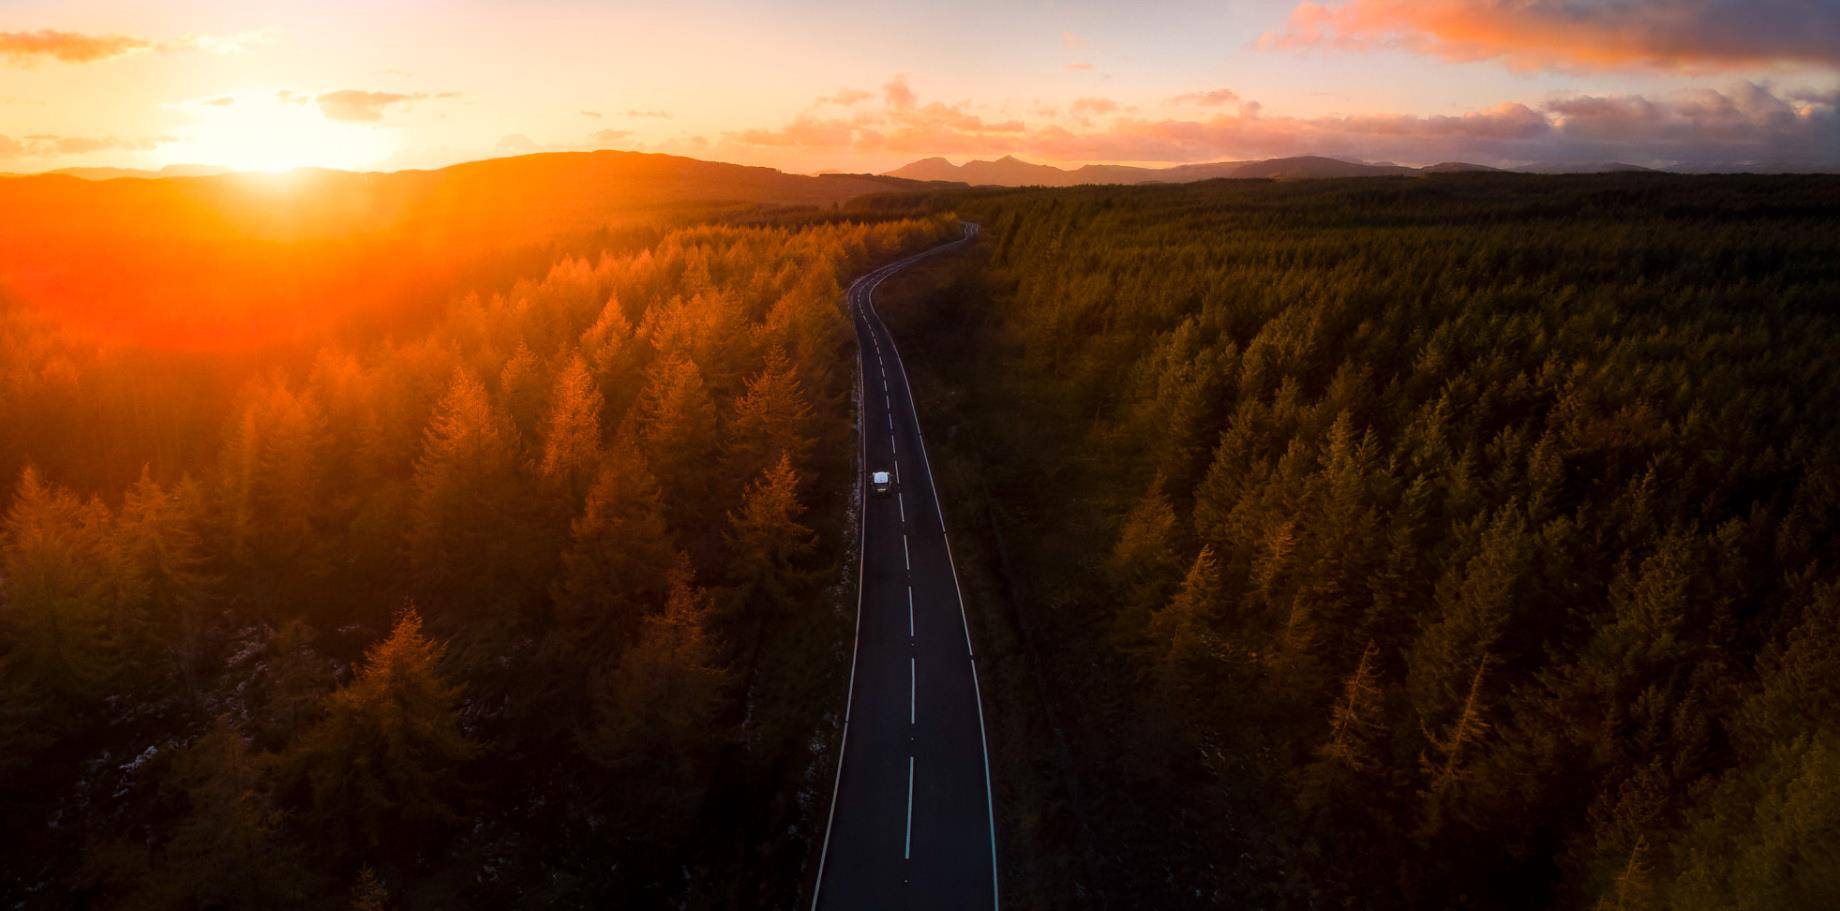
[{"xmin": 156, "ymin": 92, "xmax": 395, "ymax": 173}]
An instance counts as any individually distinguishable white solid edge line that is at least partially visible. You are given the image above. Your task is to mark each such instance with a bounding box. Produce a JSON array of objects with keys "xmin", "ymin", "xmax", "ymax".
[
  {"xmin": 809, "ymin": 271, "xmax": 874, "ymax": 911},
  {"xmin": 863, "ymin": 223, "xmax": 1001, "ymax": 908},
  {"xmin": 810, "ymin": 229, "xmax": 974, "ymax": 911}
]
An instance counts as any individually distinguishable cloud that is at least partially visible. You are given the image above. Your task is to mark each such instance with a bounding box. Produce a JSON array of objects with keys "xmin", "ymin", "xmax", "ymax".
[
  {"xmin": 0, "ymin": 133, "xmax": 164, "ymax": 158},
  {"xmin": 727, "ymin": 75, "xmax": 1838, "ymax": 170},
  {"xmin": 1065, "ymin": 62, "xmax": 1094, "ymax": 72},
  {"xmin": 733, "ymin": 78, "xmax": 1026, "ymax": 154},
  {"xmin": 0, "ymin": 27, "xmax": 277, "ymax": 64},
  {"xmin": 1172, "ymin": 88, "xmax": 1242, "ymax": 106},
  {"xmin": 590, "ymin": 129, "xmax": 633, "ymax": 144},
  {"xmin": 1062, "ymin": 31, "xmax": 1089, "ymax": 51},
  {"xmin": 736, "ymin": 115, "xmax": 861, "ymax": 148},
  {"xmin": 1261, "ymin": 0, "xmax": 1840, "ymax": 72},
  {"xmin": 883, "ymin": 75, "xmax": 918, "ymax": 112},
  {"xmin": 819, "ymin": 88, "xmax": 873, "ymax": 106},
  {"xmin": 165, "ymin": 28, "xmax": 278, "ymax": 56},
  {"xmin": 0, "ymin": 30, "xmax": 150, "ymax": 63},
  {"xmin": 581, "ymin": 110, "xmax": 602, "ymax": 119},
  {"xmin": 497, "ymin": 134, "xmax": 539, "ymax": 154},
  {"xmin": 315, "ymin": 90, "xmax": 453, "ymax": 122},
  {"xmin": 624, "ymin": 109, "xmax": 672, "ymax": 118}
]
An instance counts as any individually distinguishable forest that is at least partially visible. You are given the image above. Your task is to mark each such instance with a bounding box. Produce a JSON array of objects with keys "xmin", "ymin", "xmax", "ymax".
[
  {"xmin": 868, "ymin": 174, "xmax": 1840, "ymax": 908},
  {"xmin": 0, "ymin": 185, "xmax": 957, "ymax": 905},
  {"xmin": 7, "ymin": 164, "xmax": 1840, "ymax": 909}
]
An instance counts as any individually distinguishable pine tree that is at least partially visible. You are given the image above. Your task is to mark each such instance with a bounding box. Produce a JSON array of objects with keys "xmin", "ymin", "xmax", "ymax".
[
  {"xmin": 348, "ymin": 867, "xmax": 389, "ymax": 911},
  {"xmin": 553, "ymin": 442, "xmax": 676, "ymax": 649},
  {"xmin": 1107, "ymin": 481, "xmax": 1184, "ymax": 634},
  {"xmin": 583, "ymin": 561, "xmax": 730, "ymax": 820},
  {"xmin": 638, "ymin": 355, "xmax": 719, "ymax": 526},
  {"xmin": 1145, "ymin": 546, "xmax": 1226, "ymax": 720},
  {"xmin": 408, "ymin": 370, "xmax": 523, "ymax": 620},
  {"xmin": 260, "ymin": 618, "xmax": 334, "ymax": 747},
  {"xmin": 286, "ymin": 609, "xmax": 477, "ymax": 850},
  {"xmin": 538, "ymin": 353, "xmax": 604, "ymax": 500},
  {"xmin": 1321, "ymin": 640, "xmax": 1386, "ymax": 773},
  {"xmin": 156, "ymin": 718, "xmax": 311, "ymax": 908},
  {"xmin": 725, "ymin": 347, "xmax": 818, "ymax": 486},
  {"xmin": 1418, "ymin": 656, "xmax": 1491, "ymax": 836},
  {"xmin": 108, "ymin": 469, "xmax": 213, "ymax": 700},
  {"xmin": 0, "ymin": 468, "xmax": 113, "ymax": 720},
  {"xmin": 725, "ymin": 454, "xmax": 818, "ymax": 612}
]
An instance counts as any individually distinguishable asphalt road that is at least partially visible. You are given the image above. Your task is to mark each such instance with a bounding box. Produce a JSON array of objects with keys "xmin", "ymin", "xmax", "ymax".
[{"xmin": 811, "ymin": 223, "xmax": 999, "ymax": 911}]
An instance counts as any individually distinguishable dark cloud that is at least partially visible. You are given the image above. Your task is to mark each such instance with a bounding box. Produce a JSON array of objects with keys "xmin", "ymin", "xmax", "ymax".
[{"xmin": 1263, "ymin": 0, "xmax": 1840, "ymax": 72}]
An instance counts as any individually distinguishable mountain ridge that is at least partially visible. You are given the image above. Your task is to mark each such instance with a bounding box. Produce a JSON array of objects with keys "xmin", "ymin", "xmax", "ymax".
[{"xmin": 884, "ymin": 154, "xmax": 1683, "ymax": 185}]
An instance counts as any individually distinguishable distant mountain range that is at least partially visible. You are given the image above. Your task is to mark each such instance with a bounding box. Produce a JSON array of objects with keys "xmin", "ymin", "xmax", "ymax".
[
  {"xmin": 885, "ymin": 154, "xmax": 1666, "ymax": 186},
  {"xmin": 33, "ymin": 164, "xmax": 235, "ymax": 180}
]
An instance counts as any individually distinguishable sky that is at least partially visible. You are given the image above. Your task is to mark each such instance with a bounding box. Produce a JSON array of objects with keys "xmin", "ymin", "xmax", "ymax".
[{"xmin": 2, "ymin": 0, "xmax": 1836, "ymax": 174}]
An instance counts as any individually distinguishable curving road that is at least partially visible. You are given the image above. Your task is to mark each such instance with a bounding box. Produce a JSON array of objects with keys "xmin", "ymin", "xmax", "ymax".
[{"xmin": 811, "ymin": 223, "xmax": 999, "ymax": 910}]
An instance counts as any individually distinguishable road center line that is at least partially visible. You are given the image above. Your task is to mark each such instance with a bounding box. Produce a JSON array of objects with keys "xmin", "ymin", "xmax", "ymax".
[
  {"xmin": 910, "ymin": 657, "xmax": 916, "ymax": 724},
  {"xmin": 903, "ymin": 535, "xmax": 910, "ymax": 571},
  {"xmin": 898, "ymin": 492, "xmax": 905, "ymax": 523},
  {"xmin": 908, "ymin": 585, "xmax": 914, "ymax": 636},
  {"xmin": 904, "ymin": 756, "xmax": 915, "ymax": 860}
]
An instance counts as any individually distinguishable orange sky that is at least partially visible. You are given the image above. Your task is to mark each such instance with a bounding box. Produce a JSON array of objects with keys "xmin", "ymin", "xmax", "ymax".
[{"xmin": 2, "ymin": 0, "xmax": 1836, "ymax": 174}]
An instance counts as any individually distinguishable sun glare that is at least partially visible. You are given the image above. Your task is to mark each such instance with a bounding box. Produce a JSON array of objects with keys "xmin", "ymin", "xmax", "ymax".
[{"xmin": 157, "ymin": 92, "xmax": 395, "ymax": 173}]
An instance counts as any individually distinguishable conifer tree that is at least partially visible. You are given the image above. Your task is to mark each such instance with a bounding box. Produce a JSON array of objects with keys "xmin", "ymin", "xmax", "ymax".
[
  {"xmin": 584, "ymin": 562, "xmax": 730, "ymax": 792},
  {"xmin": 287, "ymin": 609, "xmax": 477, "ymax": 849},
  {"xmin": 726, "ymin": 347, "xmax": 818, "ymax": 486},
  {"xmin": 725, "ymin": 454, "xmax": 818, "ymax": 612},
  {"xmin": 554, "ymin": 442, "xmax": 675, "ymax": 649},
  {"xmin": 538, "ymin": 353, "xmax": 605, "ymax": 501},
  {"xmin": 408, "ymin": 370, "xmax": 522, "ymax": 619},
  {"xmin": 638, "ymin": 355, "xmax": 719, "ymax": 526},
  {"xmin": 157, "ymin": 718, "xmax": 311, "ymax": 908},
  {"xmin": 0, "ymin": 468, "xmax": 113, "ymax": 719}
]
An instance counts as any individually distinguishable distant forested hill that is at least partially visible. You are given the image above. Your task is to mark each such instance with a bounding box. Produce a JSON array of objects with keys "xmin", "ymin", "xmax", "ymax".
[
  {"xmin": 874, "ymin": 174, "xmax": 1840, "ymax": 908},
  {"xmin": 0, "ymin": 150, "xmax": 923, "ymax": 348}
]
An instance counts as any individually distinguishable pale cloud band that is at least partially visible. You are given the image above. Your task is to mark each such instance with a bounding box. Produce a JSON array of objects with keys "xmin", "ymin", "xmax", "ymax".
[
  {"xmin": 0, "ymin": 27, "xmax": 276, "ymax": 64},
  {"xmin": 315, "ymin": 90, "xmax": 456, "ymax": 123}
]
